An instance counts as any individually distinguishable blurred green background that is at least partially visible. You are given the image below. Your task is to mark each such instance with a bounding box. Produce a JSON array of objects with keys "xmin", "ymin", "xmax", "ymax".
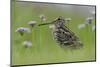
[{"xmin": 11, "ymin": 1, "xmax": 96, "ymax": 65}]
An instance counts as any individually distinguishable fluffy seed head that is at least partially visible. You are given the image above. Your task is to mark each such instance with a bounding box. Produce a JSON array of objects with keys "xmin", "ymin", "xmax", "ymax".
[
  {"xmin": 49, "ymin": 24, "xmax": 56, "ymax": 31},
  {"xmin": 23, "ymin": 40, "xmax": 32, "ymax": 48},
  {"xmin": 78, "ymin": 24, "xmax": 86, "ymax": 29},
  {"xmin": 65, "ymin": 18, "xmax": 71, "ymax": 22},
  {"xmin": 85, "ymin": 17, "xmax": 93, "ymax": 24},
  {"xmin": 39, "ymin": 14, "xmax": 46, "ymax": 21},
  {"xmin": 28, "ymin": 21, "xmax": 36, "ymax": 27}
]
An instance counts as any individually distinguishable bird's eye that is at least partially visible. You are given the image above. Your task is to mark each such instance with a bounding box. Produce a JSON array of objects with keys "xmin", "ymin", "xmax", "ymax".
[{"xmin": 58, "ymin": 18, "xmax": 61, "ymax": 20}]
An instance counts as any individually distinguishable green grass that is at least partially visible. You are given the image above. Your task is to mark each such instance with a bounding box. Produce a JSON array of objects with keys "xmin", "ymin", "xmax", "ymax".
[{"xmin": 11, "ymin": 1, "xmax": 96, "ymax": 65}]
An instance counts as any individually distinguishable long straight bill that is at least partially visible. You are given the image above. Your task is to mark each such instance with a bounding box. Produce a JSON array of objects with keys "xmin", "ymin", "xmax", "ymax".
[{"xmin": 38, "ymin": 22, "xmax": 53, "ymax": 26}]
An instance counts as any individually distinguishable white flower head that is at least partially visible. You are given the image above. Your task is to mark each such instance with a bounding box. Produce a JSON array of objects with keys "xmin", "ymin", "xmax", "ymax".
[
  {"xmin": 78, "ymin": 24, "xmax": 86, "ymax": 29},
  {"xmin": 92, "ymin": 25, "xmax": 96, "ymax": 31},
  {"xmin": 28, "ymin": 21, "xmax": 36, "ymax": 27},
  {"xmin": 23, "ymin": 40, "xmax": 32, "ymax": 48},
  {"xmin": 16, "ymin": 27, "xmax": 31, "ymax": 35},
  {"xmin": 84, "ymin": 17, "xmax": 93, "ymax": 24},
  {"xmin": 39, "ymin": 14, "xmax": 46, "ymax": 21}
]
